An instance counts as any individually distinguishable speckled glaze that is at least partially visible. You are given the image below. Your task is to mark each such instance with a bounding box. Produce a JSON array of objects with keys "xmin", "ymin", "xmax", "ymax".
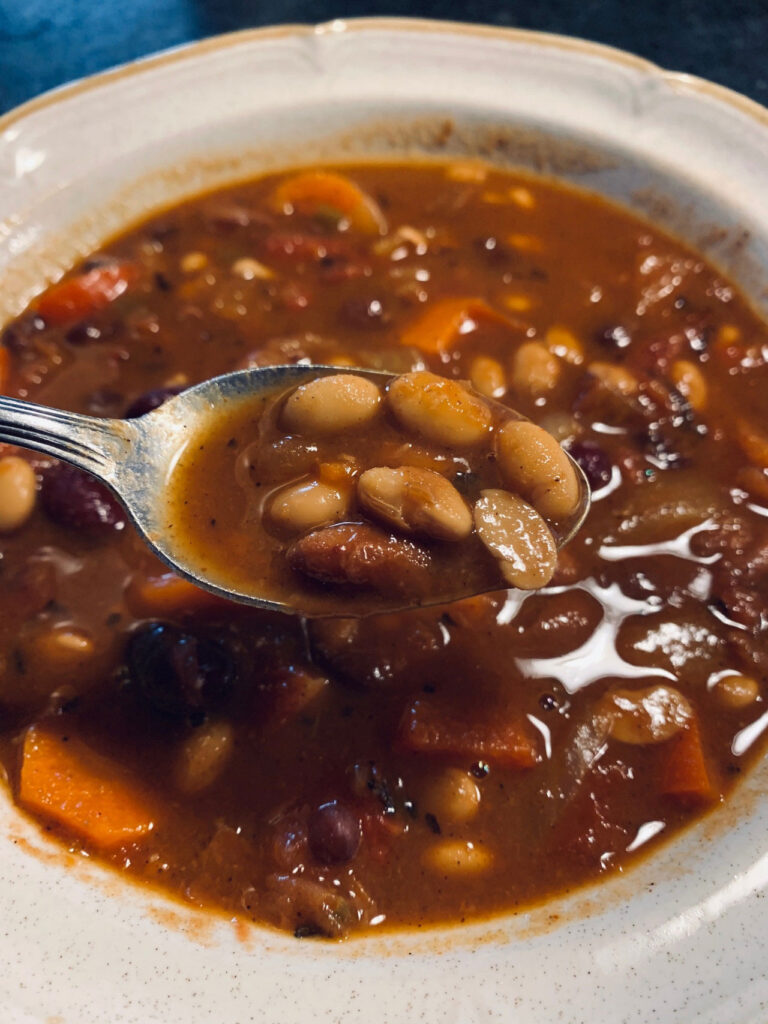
[{"xmin": 1, "ymin": 20, "xmax": 768, "ymax": 1024}]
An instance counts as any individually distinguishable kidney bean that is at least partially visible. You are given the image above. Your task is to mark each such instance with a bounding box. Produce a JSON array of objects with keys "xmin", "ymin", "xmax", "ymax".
[
  {"xmin": 40, "ymin": 462, "xmax": 125, "ymax": 531},
  {"xmin": 124, "ymin": 385, "xmax": 184, "ymax": 418},
  {"xmin": 308, "ymin": 800, "xmax": 362, "ymax": 864},
  {"xmin": 287, "ymin": 522, "xmax": 431, "ymax": 596},
  {"xmin": 567, "ymin": 440, "xmax": 613, "ymax": 491}
]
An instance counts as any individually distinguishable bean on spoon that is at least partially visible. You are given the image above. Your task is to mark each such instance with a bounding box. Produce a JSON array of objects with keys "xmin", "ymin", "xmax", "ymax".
[{"xmin": 0, "ymin": 365, "xmax": 591, "ymax": 616}]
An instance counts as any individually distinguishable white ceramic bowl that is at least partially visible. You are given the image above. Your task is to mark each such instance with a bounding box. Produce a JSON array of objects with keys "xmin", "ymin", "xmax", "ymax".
[{"xmin": 2, "ymin": 20, "xmax": 768, "ymax": 1024}]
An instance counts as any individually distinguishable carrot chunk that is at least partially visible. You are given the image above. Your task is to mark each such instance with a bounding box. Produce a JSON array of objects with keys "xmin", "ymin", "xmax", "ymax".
[
  {"xmin": 36, "ymin": 262, "xmax": 137, "ymax": 326},
  {"xmin": 659, "ymin": 720, "xmax": 716, "ymax": 805},
  {"xmin": 125, "ymin": 571, "xmax": 233, "ymax": 617},
  {"xmin": 19, "ymin": 724, "xmax": 156, "ymax": 850},
  {"xmin": 399, "ymin": 297, "xmax": 514, "ymax": 356},
  {"xmin": 398, "ymin": 698, "xmax": 539, "ymax": 768},
  {"xmin": 270, "ymin": 170, "xmax": 386, "ymax": 235}
]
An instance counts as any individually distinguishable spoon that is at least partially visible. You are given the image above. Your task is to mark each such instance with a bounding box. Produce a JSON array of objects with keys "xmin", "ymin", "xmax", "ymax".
[{"xmin": 0, "ymin": 364, "xmax": 591, "ymax": 614}]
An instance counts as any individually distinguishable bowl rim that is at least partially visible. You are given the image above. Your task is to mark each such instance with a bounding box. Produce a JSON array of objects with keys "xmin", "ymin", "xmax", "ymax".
[{"xmin": 3, "ymin": 15, "xmax": 768, "ymax": 138}]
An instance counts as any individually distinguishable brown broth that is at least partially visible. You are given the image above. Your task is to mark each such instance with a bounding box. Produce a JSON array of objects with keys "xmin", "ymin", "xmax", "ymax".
[{"xmin": 0, "ymin": 161, "xmax": 766, "ymax": 938}]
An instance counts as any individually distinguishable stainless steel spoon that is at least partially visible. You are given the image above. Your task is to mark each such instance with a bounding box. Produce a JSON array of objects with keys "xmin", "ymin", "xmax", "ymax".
[{"xmin": 0, "ymin": 364, "xmax": 591, "ymax": 614}]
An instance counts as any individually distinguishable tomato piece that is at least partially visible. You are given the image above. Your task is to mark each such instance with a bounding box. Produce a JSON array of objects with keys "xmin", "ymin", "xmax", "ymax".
[
  {"xmin": 0, "ymin": 347, "xmax": 10, "ymax": 395},
  {"xmin": 397, "ymin": 697, "xmax": 539, "ymax": 768},
  {"xmin": 36, "ymin": 262, "xmax": 137, "ymax": 326}
]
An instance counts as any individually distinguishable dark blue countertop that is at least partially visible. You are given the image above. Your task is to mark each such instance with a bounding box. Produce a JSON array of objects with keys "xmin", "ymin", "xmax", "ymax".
[{"xmin": 1, "ymin": 0, "xmax": 767, "ymax": 114}]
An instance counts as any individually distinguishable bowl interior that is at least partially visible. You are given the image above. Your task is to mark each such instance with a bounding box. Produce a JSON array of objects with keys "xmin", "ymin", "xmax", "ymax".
[{"xmin": 1, "ymin": 21, "xmax": 768, "ymax": 1024}]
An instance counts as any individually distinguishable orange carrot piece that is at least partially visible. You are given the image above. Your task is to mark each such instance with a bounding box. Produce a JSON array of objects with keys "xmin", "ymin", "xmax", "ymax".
[
  {"xmin": 125, "ymin": 571, "xmax": 233, "ymax": 617},
  {"xmin": 19, "ymin": 725, "xmax": 156, "ymax": 850},
  {"xmin": 399, "ymin": 297, "xmax": 514, "ymax": 356},
  {"xmin": 36, "ymin": 262, "xmax": 137, "ymax": 326},
  {"xmin": 270, "ymin": 170, "xmax": 386, "ymax": 235},
  {"xmin": 398, "ymin": 698, "xmax": 539, "ymax": 768},
  {"xmin": 659, "ymin": 721, "xmax": 715, "ymax": 805}
]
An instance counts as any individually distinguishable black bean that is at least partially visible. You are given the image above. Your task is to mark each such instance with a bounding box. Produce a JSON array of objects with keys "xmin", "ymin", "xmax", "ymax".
[
  {"xmin": 567, "ymin": 440, "xmax": 613, "ymax": 491},
  {"xmin": 308, "ymin": 800, "xmax": 362, "ymax": 865},
  {"xmin": 124, "ymin": 386, "xmax": 184, "ymax": 419},
  {"xmin": 40, "ymin": 462, "xmax": 125, "ymax": 531},
  {"xmin": 127, "ymin": 622, "xmax": 236, "ymax": 718}
]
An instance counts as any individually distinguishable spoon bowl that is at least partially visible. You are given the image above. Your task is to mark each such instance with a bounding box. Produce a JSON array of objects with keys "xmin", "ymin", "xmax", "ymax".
[{"xmin": 0, "ymin": 364, "xmax": 591, "ymax": 615}]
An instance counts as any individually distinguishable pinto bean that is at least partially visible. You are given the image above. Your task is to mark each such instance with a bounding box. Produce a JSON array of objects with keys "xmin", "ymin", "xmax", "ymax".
[
  {"xmin": 357, "ymin": 466, "xmax": 471, "ymax": 541},
  {"xmin": 282, "ymin": 374, "xmax": 382, "ymax": 435},
  {"xmin": 496, "ymin": 419, "xmax": 580, "ymax": 520},
  {"xmin": 287, "ymin": 522, "xmax": 431, "ymax": 596},
  {"xmin": 387, "ymin": 371, "xmax": 492, "ymax": 447},
  {"xmin": 473, "ymin": 489, "xmax": 557, "ymax": 590}
]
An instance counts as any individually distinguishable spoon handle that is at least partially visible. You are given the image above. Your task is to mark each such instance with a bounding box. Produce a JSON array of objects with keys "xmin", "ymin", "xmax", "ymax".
[{"xmin": 0, "ymin": 396, "xmax": 132, "ymax": 477}]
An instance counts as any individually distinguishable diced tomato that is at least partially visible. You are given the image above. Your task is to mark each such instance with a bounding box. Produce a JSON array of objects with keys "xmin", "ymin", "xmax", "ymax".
[
  {"xmin": 264, "ymin": 232, "xmax": 357, "ymax": 261},
  {"xmin": 399, "ymin": 297, "xmax": 515, "ymax": 356},
  {"xmin": 36, "ymin": 262, "xmax": 137, "ymax": 326},
  {"xmin": 0, "ymin": 346, "xmax": 10, "ymax": 393},
  {"xmin": 19, "ymin": 724, "xmax": 156, "ymax": 850},
  {"xmin": 361, "ymin": 809, "xmax": 406, "ymax": 863},
  {"xmin": 659, "ymin": 720, "xmax": 716, "ymax": 806},
  {"xmin": 397, "ymin": 697, "xmax": 539, "ymax": 768}
]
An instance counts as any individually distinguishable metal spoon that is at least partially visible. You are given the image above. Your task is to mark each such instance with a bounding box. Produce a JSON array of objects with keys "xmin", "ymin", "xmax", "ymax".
[{"xmin": 0, "ymin": 364, "xmax": 591, "ymax": 614}]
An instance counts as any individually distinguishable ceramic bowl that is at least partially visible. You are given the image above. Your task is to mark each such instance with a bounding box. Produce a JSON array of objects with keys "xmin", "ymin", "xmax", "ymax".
[{"xmin": 1, "ymin": 20, "xmax": 768, "ymax": 1024}]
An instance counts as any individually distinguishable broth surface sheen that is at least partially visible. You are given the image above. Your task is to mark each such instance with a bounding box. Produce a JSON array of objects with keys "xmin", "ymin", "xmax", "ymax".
[{"xmin": 0, "ymin": 161, "xmax": 767, "ymax": 938}]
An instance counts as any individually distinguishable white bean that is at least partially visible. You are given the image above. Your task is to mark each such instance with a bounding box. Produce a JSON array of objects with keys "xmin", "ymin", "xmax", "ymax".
[
  {"xmin": 282, "ymin": 374, "xmax": 382, "ymax": 435},
  {"xmin": 496, "ymin": 419, "xmax": 580, "ymax": 520},
  {"xmin": 596, "ymin": 685, "xmax": 692, "ymax": 745},
  {"xmin": 387, "ymin": 371, "xmax": 492, "ymax": 447},
  {"xmin": 0, "ymin": 456, "xmax": 36, "ymax": 533},
  {"xmin": 357, "ymin": 466, "xmax": 471, "ymax": 541},
  {"xmin": 423, "ymin": 839, "xmax": 493, "ymax": 875},
  {"xmin": 268, "ymin": 478, "xmax": 349, "ymax": 534},
  {"xmin": 713, "ymin": 674, "xmax": 759, "ymax": 709},
  {"xmin": 421, "ymin": 768, "xmax": 481, "ymax": 824},
  {"xmin": 174, "ymin": 720, "xmax": 234, "ymax": 793},
  {"xmin": 473, "ymin": 489, "xmax": 557, "ymax": 590}
]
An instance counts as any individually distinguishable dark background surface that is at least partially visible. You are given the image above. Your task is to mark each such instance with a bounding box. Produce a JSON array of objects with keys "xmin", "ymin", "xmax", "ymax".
[{"xmin": 0, "ymin": 0, "xmax": 767, "ymax": 115}]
